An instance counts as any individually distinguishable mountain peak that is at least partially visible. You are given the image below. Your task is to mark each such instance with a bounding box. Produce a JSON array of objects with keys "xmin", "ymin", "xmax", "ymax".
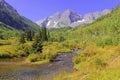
[
  {"xmin": 61, "ymin": 9, "xmax": 83, "ymax": 23},
  {"xmin": 36, "ymin": 9, "xmax": 111, "ymax": 28},
  {"xmin": 63, "ymin": 9, "xmax": 82, "ymax": 18},
  {"xmin": 63, "ymin": 9, "xmax": 76, "ymax": 14}
]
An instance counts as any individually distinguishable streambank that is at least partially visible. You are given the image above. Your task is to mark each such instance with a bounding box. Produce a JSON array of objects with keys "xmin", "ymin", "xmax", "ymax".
[{"xmin": 0, "ymin": 48, "xmax": 82, "ymax": 80}]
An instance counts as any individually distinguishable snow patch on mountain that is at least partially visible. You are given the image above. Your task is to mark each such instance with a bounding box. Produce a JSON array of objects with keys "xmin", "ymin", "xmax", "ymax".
[{"xmin": 36, "ymin": 9, "xmax": 111, "ymax": 28}]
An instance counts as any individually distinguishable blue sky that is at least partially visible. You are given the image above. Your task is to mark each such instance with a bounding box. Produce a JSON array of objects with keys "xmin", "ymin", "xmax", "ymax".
[{"xmin": 5, "ymin": 0, "xmax": 120, "ymax": 22}]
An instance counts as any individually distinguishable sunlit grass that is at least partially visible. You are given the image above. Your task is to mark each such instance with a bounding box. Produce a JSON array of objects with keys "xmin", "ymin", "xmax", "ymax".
[
  {"xmin": 54, "ymin": 43, "xmax": 120, "ymax": 80},
  {"xmin": 27, "ymin": 42, "xmax": 71, "ymax": 63},
  {"xmin": 0, "ymin": 37, "xmax": 120, "ymax": 80}
]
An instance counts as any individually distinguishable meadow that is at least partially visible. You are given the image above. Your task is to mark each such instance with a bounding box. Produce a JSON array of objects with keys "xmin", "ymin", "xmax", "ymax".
[{"xmin": 0, "ymin": 4, "xmax": 120, "ymax": 80}]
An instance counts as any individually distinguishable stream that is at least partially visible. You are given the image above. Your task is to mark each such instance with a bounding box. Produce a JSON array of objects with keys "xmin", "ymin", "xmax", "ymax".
[{"xmin": 0, "ymin": 48, "xmax": 82, "ymax": 80}]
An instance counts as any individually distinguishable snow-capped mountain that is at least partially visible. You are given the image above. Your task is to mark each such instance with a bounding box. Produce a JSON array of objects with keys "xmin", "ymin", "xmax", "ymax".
[{"xmin": 36, "ymin": 9, "xmax": 111, "ymax": 28}]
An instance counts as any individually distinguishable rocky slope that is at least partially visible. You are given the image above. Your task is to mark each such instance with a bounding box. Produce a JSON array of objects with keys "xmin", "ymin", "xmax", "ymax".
[
  {"xmin": 0, "ymin": 0, "xmax": 39, "ymax": 31},
  {"xmin": 36, "ymin": 9, "xmax": 111, "ymax": 28}
]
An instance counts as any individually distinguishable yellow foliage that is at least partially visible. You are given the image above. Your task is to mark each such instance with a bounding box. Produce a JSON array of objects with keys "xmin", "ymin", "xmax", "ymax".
[
  {"xmin": 0, "ymin": 45, "xmax": 15, "ymax": 54},
  {"xmin": 64, "ymin": 43, "xmax": 120, "ymax": 80}
]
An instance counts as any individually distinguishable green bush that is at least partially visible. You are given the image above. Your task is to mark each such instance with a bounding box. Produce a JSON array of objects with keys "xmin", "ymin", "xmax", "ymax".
[{"xmin": 0, "ymin": 52, "xmax": 12, "ymax": 58}]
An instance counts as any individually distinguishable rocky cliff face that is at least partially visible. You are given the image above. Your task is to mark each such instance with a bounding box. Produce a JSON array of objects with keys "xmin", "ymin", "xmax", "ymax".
[
  {"xmin": 36, "ymin": 9, "xmax": 111, "ymax": 29},
  {"xmin": 0, "ymin": 0, "xmax": 39, "ymax": 31}
]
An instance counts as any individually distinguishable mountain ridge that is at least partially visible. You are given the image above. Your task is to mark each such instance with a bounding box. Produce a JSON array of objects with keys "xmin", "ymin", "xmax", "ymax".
[
  {"xmin": 36, "ymin": 9, "xmax": 111, "ymax": 28},
  {"xmin": 0, "ymin": 0, "xmax": 39, "ymax": 31}
]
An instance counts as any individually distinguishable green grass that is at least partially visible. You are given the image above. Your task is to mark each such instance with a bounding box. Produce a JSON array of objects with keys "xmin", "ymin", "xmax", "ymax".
[
  {"xmin": 0, "ymin": 4, "xmax": 120, "ymax": 80},
  {"xmin": 51, "ymin": 44, "xmax": 120, "ymax": 80},
  {"xmin": 49, "ymin": 5, "xmax": 120, "ymax": 80},
  {"xmin": 50, "ymin": 5, "xmax": 120, "ymax": 47},
  {"xmin": 26, "ymin": 42, "xmax": 71, "ymax": 63}
]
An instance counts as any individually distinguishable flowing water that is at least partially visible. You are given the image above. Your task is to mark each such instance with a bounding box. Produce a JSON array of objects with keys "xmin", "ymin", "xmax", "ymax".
[{"xmin": 0, "ymin": 48, "xmax": 82, "ymax": 80}]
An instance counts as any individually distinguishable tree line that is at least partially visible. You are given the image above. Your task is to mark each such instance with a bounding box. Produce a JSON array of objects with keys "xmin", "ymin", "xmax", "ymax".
[{"xmin": 19, "ymin": 27, "xmax": 49, "ymax": 53}]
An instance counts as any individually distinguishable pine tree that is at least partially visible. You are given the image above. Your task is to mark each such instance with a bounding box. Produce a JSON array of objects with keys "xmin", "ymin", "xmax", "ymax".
[
  {"xmin": 31, "ymin": 28, "xmax": 50, "ymax": 53},
  {"xmin": 19, "ymin": 33, "xmax": 26, "ymax": 44},
  {"xmin": 32, "ymin": 30, "xmax": 43, "ymax": 53},
  {"xmin": 26, "ymin": 30, "xmax": 33, "ymax": 41},
  {"xmin": 47, "ymin": 31, "xmax": 50, "ymax": 41},
  {"xmin": 41, "ymin": 27, "xmax": 48, "ymax": 42}
]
